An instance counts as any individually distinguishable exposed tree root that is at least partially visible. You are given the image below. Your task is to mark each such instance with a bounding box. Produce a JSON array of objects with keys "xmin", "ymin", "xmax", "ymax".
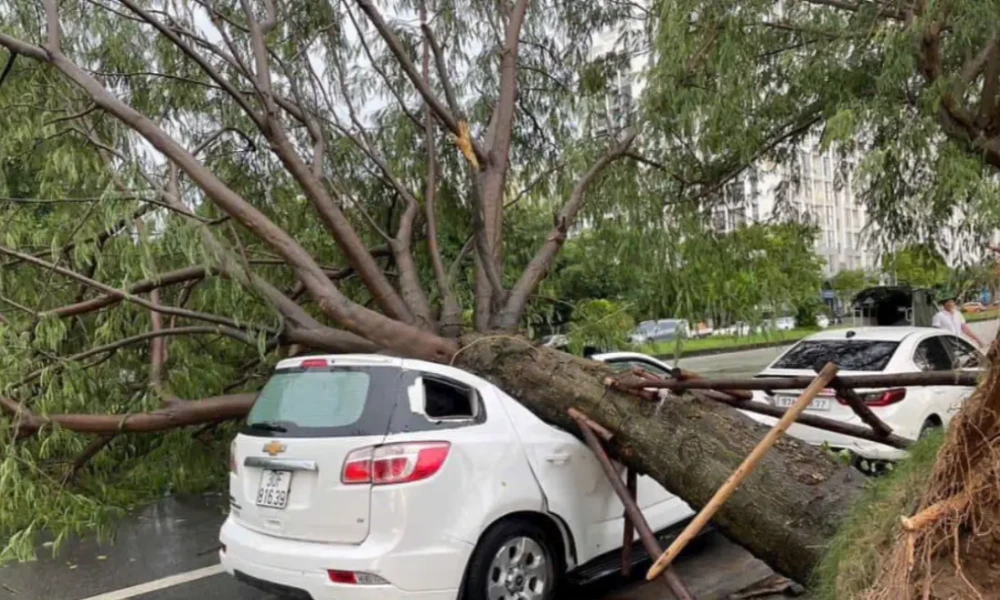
[{"xmin": 858, "ymin": 339, "xmax": 1000, "ymax": 599}]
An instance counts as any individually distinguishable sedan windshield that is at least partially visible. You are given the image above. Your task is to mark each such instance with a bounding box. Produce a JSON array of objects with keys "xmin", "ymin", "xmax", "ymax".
[{"xmin": 771, "ymin": 340, "xmax": 899, "ymax": 372}]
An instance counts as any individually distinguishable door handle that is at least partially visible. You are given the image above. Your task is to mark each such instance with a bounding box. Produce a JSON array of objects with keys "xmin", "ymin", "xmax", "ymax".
[{"xmin": 545, "ymin": 452, "xmax": 571, "ymax": 465}]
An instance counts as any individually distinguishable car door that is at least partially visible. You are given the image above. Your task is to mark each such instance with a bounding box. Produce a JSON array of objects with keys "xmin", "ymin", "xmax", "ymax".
[
  {"xmin": 596, "ymin": 358, "xmax": 693, "ymax": 535},
  {"xmin": 498, "ymin": 391, "xmax": 620, "ymax": 564},
  {"xmin": 939, "ymin": 334, "xmax": 985, "ymax": 424},
  {"xmin": 913, "ymin": 335, "xmax": 964, "ymax": 429}
]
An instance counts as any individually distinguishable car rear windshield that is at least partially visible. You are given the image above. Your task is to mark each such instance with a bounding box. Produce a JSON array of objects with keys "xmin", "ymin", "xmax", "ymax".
[
  {"xmin": 771, "ymin": 340, "xmax": 899, "ymax": 372},
  {"xmin": 245, "ymin": 366, "xmax": 398, "ymax": 437}
]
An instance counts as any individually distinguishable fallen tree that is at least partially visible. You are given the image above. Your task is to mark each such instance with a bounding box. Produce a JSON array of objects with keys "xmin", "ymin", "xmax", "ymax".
[{"xmin": 0, "ymin": 0, "xmax": 996, "ymax": 594}]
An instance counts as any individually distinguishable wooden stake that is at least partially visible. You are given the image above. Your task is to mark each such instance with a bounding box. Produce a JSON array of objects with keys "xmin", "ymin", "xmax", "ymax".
[
  {"xmin": 570, "ymin": 410, "xmax": 693, "ymax": 600},
  {"xmin": 646, "ymin": 362, "xmax": 840, "ymax": 581},
  {"xmin": 832, "ymin": 378, "xmax": 894, "ymax": 438},
  {"xmin": 621, "ymin": 468, "xmax": 637, "ymax": 576}
]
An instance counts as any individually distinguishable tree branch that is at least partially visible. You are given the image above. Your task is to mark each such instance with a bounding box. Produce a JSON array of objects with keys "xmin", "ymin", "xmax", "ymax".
[
  {"xmin": 0, "ymin": 246, "xmax": 267, "ymax": 334},
  {"xmin": 0, "ymin": 20, "xmax": 456, "ymax": 362},
  {"xmin": 6, "ymin": 326, "xmax": 256, "ymax": 395},
  {"xmin": 239, "ymin": 2, "xmax": 416, "ymax": 324},
  {"xmin": 496, "ymin": 131, "xmax": 637, "ymax": 329},
  {"xmin": 116, "ymin": 0, "xmax": 262, "ymax": 126},
  {"xmin": 43, "ymin": 0, "xmax": 61, "ymax": 53},
  {"xmin": 45, "ymin": 266, "xmax": 208, "ymax": 318},
  {"xmin": 354, "ymin": 0, "xmax": 489, "ymax": 167},
  {"xmin": 344, "ymin": 5, "xmax": 424, "ymax": 131},
  {"xmin": 422, "ymin": 3, "xmax": 462, "ymax": 337},
  {"xmin": 0, "ymin": 33, "xmax": 47, "ymax": 60},
  {"xmin": 0, "ymin": 50, "xmax": 17, "ymax": 92},
  {"xmin": 420, "ymin": 22, "xmax": 461, "ymax": 116},
  {"xmin": 3, "ymin": 392, "xmax": 258, "ymax": 436}
]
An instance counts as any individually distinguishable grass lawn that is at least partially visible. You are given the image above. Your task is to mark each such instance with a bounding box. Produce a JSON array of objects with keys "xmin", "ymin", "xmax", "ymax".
[
  {"xmin": 641, "ymin": 327, "xmax": 823, "ymax": 358},
  {"xmin": 967, "ymin": 309, "xmax": 1000, "ymax": 322}
]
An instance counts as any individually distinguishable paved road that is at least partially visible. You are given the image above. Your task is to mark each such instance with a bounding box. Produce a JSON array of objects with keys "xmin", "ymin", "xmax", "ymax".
[
  {"xmin": 3, "ymin": 319, "xmax": 995, "ymax": 600},
  {"xmin": 0, "ymin": 495, "xmax": 779, "ymax": 600}
]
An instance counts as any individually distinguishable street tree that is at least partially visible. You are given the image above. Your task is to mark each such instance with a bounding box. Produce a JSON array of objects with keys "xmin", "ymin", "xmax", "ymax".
[
  {"xmin": 882, "ymin": 244, "xmax": 950, "ymax": 289},
  {"xmin": 0, "ymin": 0, "xmax": 867, "ymax": 582},
  {"xmin": 3, "ymin": 0, "xmax": 1000, "ymax": 595}
]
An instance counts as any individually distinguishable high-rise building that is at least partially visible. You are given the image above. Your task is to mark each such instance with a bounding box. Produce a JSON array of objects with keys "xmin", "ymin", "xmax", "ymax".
[
  {"xmin": 586, "ymin": 10, "xmax": 878, "ymax": 278},
  {"xmin": 710, "ymin": 142, "xmax": 876, "ymax": 276}
]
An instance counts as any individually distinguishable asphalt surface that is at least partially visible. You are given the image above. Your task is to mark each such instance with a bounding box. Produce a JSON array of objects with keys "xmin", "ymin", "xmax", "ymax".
[
  {"xmin": 0, "ymin": 495, "xmax": 776, "ymax": 600},
  {"xmin": 2, "ymin": 318, "xmax": 996, "ymax": 600}
]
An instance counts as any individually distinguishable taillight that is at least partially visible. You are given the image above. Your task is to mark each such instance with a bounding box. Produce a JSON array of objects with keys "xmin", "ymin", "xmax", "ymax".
[
  {"xmin": 840, "ymin": 388, "xmax": 907, "ymax": 407},
  {"xmin": 327, "ymin": 570, "xmax": 388, "ymax": 585},
  {"xmin": 341, "ymin": 447, "xmax": 374, "ymax": 484},
  {"xmin": 341, "ymin": 442, "xmax": 450, "ymax": 485},
  {"xmin": 328, "ymin": 570, "xmax": 357, "ymax": 584},
  {"xmin": 300, "ymin": 358, "xmax": 328, "ymax": 369},
  {"xmin": 229, "ymin": 440, "xmax": 237, "ymax": 474}
]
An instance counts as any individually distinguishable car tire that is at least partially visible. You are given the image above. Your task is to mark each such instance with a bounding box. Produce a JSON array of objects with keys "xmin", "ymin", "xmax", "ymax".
[
  {"xmin": 464, "ymin": 519, "xmax": 559, "ymax": 600},
  {"xmin": 919, "ymin": 419, "xmax": 942, "ymax": 439}
]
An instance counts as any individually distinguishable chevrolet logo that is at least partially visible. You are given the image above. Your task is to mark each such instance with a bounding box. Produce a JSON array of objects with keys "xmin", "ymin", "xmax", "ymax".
[{"xmin": 263, "ymin": 441, "xmax": 287, "ymax": 456}]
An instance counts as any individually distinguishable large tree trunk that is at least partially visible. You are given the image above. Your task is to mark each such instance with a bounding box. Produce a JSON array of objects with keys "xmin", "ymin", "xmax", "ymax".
[{"xmin": 457, "ymin": 335, "xmax": 868, "ymax": 585}]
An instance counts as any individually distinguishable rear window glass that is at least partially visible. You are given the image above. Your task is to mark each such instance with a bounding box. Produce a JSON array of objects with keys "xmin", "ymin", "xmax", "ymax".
[
  {"xmin": 772, "ymin": 340, "xmax": 899, "ymax": 372},
  {"xmin": 249, "ymin": 371, "xmax": 371, "ymax": 429},
  {"xmin": 244, "ymin": 366, "xmax": 403, "ymax": 437}
]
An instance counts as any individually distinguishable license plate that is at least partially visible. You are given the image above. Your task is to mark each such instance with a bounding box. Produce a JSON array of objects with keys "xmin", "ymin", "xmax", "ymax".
[
  {"xmin": 774, "ymin": 395, "xmax": 831, "ymax": 411},
  {"xmin": 256, "ymin": 470, "xmax": 292, "ymax": 509}
]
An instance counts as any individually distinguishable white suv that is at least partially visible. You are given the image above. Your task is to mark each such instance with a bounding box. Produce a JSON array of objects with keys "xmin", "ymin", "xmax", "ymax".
[{"xmin": 219, "ymin": 354, "xmax": 694, "ymax": 600}]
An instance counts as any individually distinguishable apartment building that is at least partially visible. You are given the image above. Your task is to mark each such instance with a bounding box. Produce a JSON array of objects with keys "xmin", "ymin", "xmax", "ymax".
[
  {"xmin": 710, "ymin": 144, "xmax": 876, "ymax": 276},
  {"xmin": 587, "ymin": 10, "xmax": 879, "ymax": 278}
]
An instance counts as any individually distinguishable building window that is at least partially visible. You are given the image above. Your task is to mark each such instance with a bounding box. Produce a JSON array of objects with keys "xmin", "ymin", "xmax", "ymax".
[{"xmin": 712, "ymin": 208, "xmax": 727, "ymax": 231}]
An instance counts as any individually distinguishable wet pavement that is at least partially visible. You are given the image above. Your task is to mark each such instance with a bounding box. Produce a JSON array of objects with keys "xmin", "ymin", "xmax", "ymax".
[{"xmin": 0, "ymin": 495, "xmax": 784, "ymax": 600}]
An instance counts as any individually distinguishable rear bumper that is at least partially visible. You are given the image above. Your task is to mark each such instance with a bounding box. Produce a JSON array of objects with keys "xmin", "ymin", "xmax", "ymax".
[
  {"xmin": 740, "ymin": 410, "xmax": 910, "ymax": 461},
  {"xmin": 220, "ymin": 517, "xmax": 466, "ymax": 600}
]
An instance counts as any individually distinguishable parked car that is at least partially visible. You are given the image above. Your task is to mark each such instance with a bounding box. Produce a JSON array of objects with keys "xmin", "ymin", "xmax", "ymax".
[
  {"xmin": 628, "ymin": 319, "xmax": 690, "ymax": 345},
  {"xmin": 591, "ymin": 351, "xmax": 677, "ymax": 378},
  {"xmin": 713, "ymin": 321, "xmax": 759, "ymax": 337},
  {"xmin": 772, "ymin": 316, "xmax": 796, "ymax": 331},
  {"xmin": 220, "ymin": 354, "xmax": 694, "ymax": 600},
  {"xmin": 741, "ymin": 327, "xmax": 984, "ymax": 463},
  {"xmin": 691, "ymin": 321, "xmax": 714, "ymax": 338},
  {"xmin": 540, "ymin": 334, "xmax": 569, "ymax": 348}
]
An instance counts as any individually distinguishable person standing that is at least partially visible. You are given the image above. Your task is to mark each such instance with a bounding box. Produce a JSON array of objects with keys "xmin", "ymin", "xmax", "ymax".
[{"xmin": 933, "ymin": 297, "xmax": 985, "ymax": 347}]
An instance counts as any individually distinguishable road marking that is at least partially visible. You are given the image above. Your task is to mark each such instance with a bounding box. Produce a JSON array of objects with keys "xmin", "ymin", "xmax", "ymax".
[{"xmin": 78, "ymin": 564, "xmax": 225, "ymax": 600}]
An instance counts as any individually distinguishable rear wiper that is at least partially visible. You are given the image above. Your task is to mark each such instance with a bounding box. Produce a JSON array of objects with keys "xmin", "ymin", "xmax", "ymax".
[{"xmin": 247, "ymin": 421, "xmax": 287, "ymax": 433}]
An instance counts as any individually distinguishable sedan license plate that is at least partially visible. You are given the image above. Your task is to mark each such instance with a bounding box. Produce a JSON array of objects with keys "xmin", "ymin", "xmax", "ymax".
[
  {"xmin": 256, "ymin": 469, "xmax": 291, "ymax": 509},
  {"xmin": 774, "ymin": 395, "xmax": 831, "ymax": 411}
]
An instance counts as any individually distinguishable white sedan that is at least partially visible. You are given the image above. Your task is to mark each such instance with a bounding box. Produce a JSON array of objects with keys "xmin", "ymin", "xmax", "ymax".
[{"xmin": 741, "ymin": 327, "xmax": 984, "ymax": 462}]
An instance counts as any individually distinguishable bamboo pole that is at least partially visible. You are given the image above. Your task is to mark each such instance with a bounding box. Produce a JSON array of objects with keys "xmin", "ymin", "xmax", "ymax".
[
  {"xmin": 571, "ymin": 411, "xmax": 693, "ymax": 600},
  {"xmin": 646, "ymin": 362, "xmax": 841, "ymax": 581}
]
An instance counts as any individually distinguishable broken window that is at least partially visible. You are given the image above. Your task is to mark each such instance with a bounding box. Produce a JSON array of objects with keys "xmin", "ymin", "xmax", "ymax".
[{"xmin": 422, "ymin": 377, "xmax": 478, "ymax": 420}]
